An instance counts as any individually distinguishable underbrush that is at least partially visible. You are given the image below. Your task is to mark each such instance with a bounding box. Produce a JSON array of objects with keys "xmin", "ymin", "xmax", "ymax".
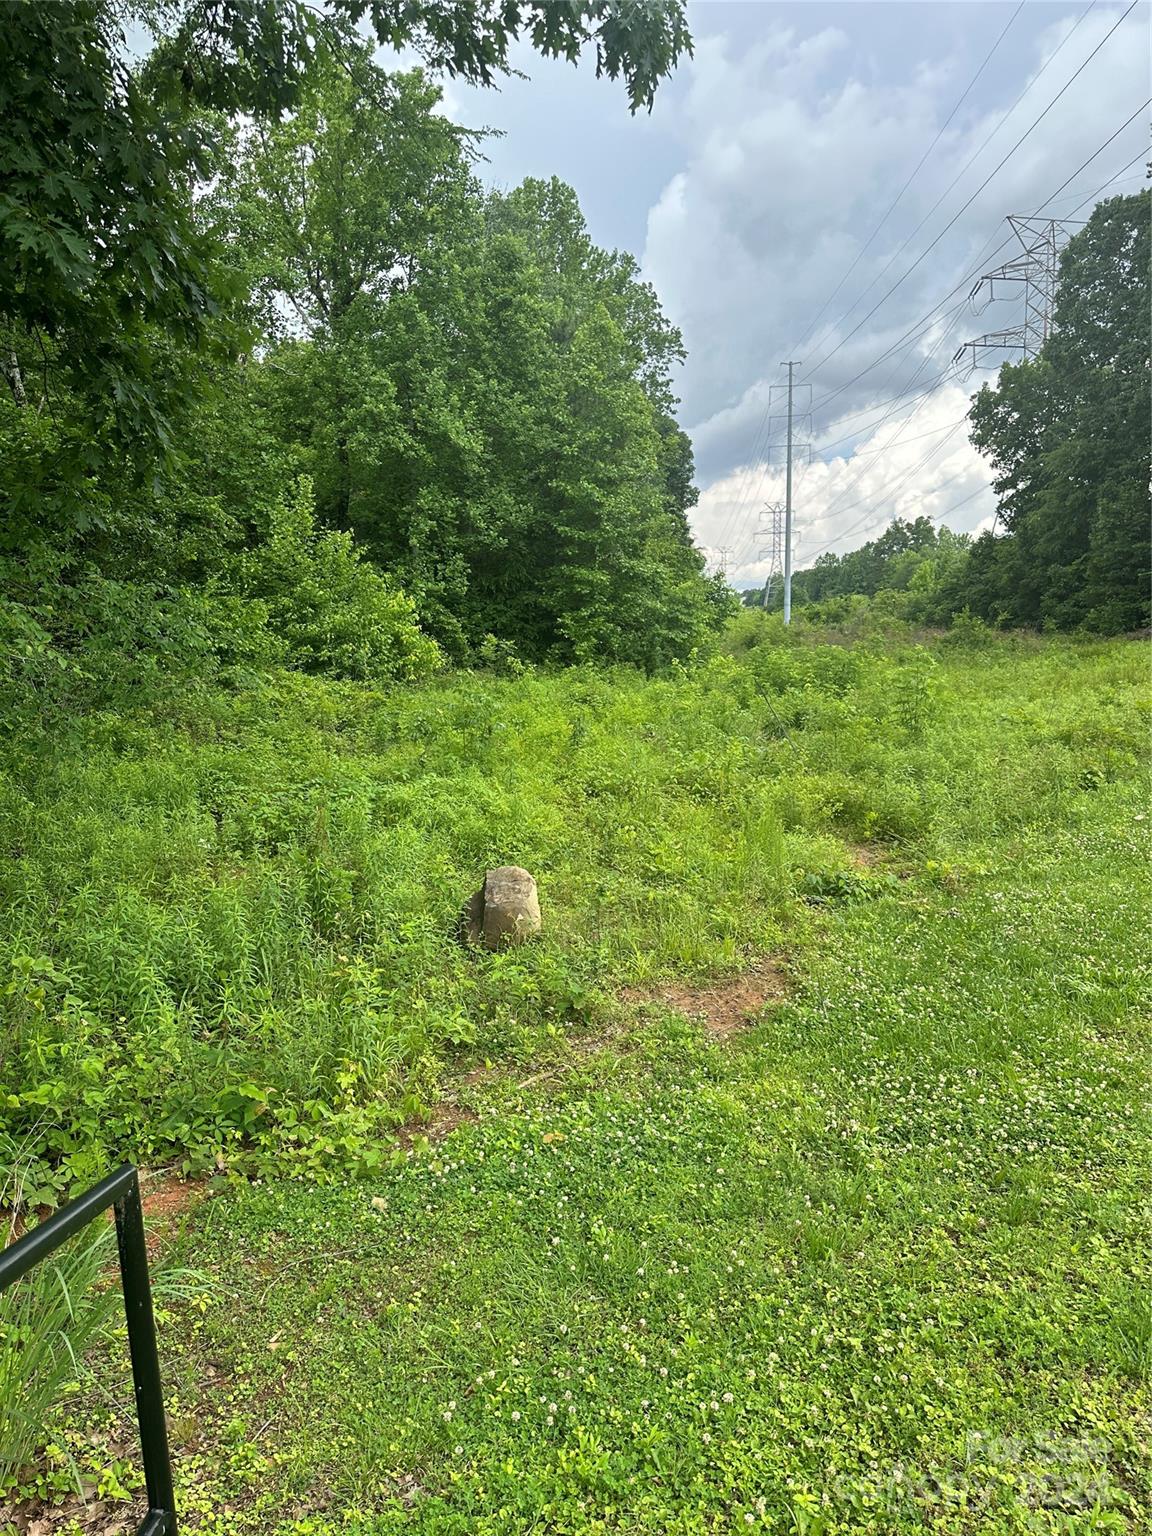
[{"xmin": 1, "ymin": 634, "xmax": 1146, "ymax": 1208}]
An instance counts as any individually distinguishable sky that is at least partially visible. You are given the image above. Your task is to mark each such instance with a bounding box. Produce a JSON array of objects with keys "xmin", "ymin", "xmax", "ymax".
[{"xmin": 436, "ymin": 0, "xmax": 1150, "ymax": 586}]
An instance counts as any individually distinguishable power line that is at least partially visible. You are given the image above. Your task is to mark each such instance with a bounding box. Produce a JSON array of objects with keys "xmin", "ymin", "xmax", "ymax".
[
  {"xmin": 807, "ymin": 103, "xmax": 1151, "ymax": 422},
  {"xmin": 799, "ymin": 458, "xmax": 981, "ymax": 568},
  {"xmin": 1031, "ymin": 98, "xmax": 1152, "ymax": 211},
  {"xmin": 774, "ymin": 131, "xmax": 1149, "ymax": 579},
  {"xmin": 802, "ymin": 0, "xmax": 1138, "ymax": 383},
  {"xmin": 817, "ymin": 415, "xmax": 968, "ymax": 462},
  {"xmin": 800, "ymin": 2, "xmax": 1101, "ymax": 381},
  {"xmin": 821, "ymin": 422, "xmax": 970, "ymax": 527},
  {"xmin": 718, "ymin": 40, "xmax": 1108, "ymax": 575},
  {"xmin": 722, "ymin": 108, "xmax": 1149, "ymax": 584},
  {"xmin": 808, "ymin": 243, "xmax": 1012, "ymax": 417},
  {"xmin": 744, "ymin": 3, "xmax": 1046, "ymax": 529},
  {"xmin": 713, "ymin": 0, "xmax": 1038, "ymax": 557},
  {"xmin": 803, "ymin": 294, "xmax": 975, "ymax": 529},
  {"xmin": 788, "ymin": 0, "xmax": 1027, "ymax": 360}
]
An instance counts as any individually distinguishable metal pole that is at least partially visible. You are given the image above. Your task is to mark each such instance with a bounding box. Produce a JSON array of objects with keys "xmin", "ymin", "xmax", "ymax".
[
  {"xmin": 783, "ymin": 361, "xmax": 796, "ymax": 625},
  {"xmin": 0, "ymin": 1166, "xmax": 178, "ymax": 1536},
  {"xmin": 115, "ymin": 1173, "xmax": 177, "ymax": 1532}
]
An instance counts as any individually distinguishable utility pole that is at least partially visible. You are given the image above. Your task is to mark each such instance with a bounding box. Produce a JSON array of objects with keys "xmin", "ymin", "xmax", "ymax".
[{"xmin": 782, "ymin": 361, "xmax": 798, "ymax": 625}]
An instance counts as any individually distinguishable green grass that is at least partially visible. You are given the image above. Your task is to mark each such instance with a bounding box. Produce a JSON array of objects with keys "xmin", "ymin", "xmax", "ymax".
[{"xmin": 3, "ymin": 633, "xmax": 1150, "ymax": 1530}]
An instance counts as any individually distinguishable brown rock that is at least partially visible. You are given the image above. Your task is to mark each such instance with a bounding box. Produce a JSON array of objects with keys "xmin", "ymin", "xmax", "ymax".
[{"xmin": 460, "ymin": 866, "xmax": 542, "ymax": 950}]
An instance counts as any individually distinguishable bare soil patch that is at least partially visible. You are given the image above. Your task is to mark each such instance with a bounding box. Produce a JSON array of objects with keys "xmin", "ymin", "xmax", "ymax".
[
  {"xmin": 620, "ymin": 956, "xmax": 789, "ymax": 1038},
  {"xmin": 395, "ymin": 1098, "xmax": 478, "ymax": 1149}
]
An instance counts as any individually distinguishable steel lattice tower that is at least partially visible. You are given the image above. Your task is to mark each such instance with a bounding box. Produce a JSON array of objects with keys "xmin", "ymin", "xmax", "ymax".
[
  {"xmin": 954, "ymin": 215, "xmax": 1077, "ymax": 370},
  {"xmin": 758, "ymin": 501, "xmax": 786, "ymax": 607}
]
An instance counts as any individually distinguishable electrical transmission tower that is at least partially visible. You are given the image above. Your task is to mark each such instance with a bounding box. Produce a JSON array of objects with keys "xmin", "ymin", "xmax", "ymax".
[
  {"xmin": 953, "ymin": 215, "xmax": 1077, "ymax": 370},
  {"xmin": 758, "ymin": 501, "xmax": 785, "ymax": 608}
]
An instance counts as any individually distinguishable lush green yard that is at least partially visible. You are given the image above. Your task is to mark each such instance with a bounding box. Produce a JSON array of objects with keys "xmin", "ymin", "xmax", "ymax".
[{"xmin": 4, "ymin": 632, "xmax": 1149, "ymax": 1532}]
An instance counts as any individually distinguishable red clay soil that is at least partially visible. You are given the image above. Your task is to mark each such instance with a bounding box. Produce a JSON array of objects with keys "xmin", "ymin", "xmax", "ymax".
[
  {"xmin": 139, "ymin": 1173, "xmax": 203, "ymax": 1254},
  {"xmin": 620, "ymin": 955, "xmax": 789, "ymax": 1038}
]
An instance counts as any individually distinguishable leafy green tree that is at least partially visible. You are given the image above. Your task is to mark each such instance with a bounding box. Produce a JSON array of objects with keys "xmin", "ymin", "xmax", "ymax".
[
  {"xmin": 0, "ymin": 0, "xmax": 229, "ymax": 478},
  {"xmin": 1, "ymin": 0, "xmax": 689, "ymax": 476},
  {"xmin": 968, "ymin": 190, "xmax": 1150, "ymax": 632},
  {"xmin": 233, "ymin": 60, "xmax": 721, "ymax": 665},
  {"xmin": 225, "ymin": 56, "xmax": 479, "ymax": 337}
]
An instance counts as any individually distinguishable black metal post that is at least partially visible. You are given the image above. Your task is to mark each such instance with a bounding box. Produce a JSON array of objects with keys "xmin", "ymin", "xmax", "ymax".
[
  {"xmin": 114, "ymin": 1171, "xmax": 177, "ymax": 1532},
  {"xmin": 0, "ymin": 1164, "xmax": 177, "ymax": 1535}
]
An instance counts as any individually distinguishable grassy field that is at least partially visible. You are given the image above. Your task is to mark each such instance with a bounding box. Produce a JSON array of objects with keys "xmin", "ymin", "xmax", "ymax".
[{"xmin": 3, "ymin": 629, "xmax": 1149, "ymax": 1532}]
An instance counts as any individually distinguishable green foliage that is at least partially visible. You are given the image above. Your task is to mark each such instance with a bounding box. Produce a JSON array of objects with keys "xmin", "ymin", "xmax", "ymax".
[
  {"xmin": 0, "ymin": 1219, "xmax": 116, "ymax": 1494},
  {"xmin": 0, "ymin": 0, "xmax": 228, "ymax": 472},
  {"xmin": 0, "ymin": 0, "xmax": 688, "ymax": 466},
  {"xmin": 1, "ymin": 0, "xmax": 696, "ymax": 675},
  {"xmin": 1, "ymin": 633, "xmax": 1144, "ymax": 1210},
  {"xmin": 965, "ymin": 191, "xmax": 1150, "ymax": 633},
  {"xmin": 14, "ymin": 633, "xmax": 1148, "ymax": 1528},
  {"xmin": 227, "ymin": 53, "xmax": 723, "ymax": 665},
  {"xmin": 232, "ymin": 477, "xmax": 442, "ymax": 682},
  {"xmin": 158, "ymin": 0, "xmax": 692, "ymax": 114}
]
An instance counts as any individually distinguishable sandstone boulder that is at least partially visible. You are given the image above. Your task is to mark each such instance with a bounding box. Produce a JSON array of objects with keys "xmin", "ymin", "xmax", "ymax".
[{"xmin": 460, "ymin": 865, "xmax": 541, "ymax": 950}]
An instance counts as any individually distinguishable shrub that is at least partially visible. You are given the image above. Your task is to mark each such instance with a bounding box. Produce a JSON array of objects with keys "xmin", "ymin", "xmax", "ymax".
[{"xmin": 233, "ymin": 478, "xmax": 441, "ymax": 683}]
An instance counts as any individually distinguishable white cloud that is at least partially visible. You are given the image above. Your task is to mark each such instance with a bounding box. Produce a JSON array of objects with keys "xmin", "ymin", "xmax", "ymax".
[
  {"xmin": 641, "ymin": 1, "xmax": 1149, "ymax": 558},
  {"xmin": 695, "ymin": 384, "xmax": 995, "ymax": 584}
]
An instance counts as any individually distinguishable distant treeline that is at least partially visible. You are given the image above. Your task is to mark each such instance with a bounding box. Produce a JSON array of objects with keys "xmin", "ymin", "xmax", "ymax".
[{"xmin": 749, "ymin": 191, "xmax": 1150, "ymax": 635}]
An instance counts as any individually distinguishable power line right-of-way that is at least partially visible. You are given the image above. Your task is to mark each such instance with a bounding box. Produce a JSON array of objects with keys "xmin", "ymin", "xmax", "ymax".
[{"xmin": 717, "ymin": 0, "xmax": 1148, "ymax": 606}]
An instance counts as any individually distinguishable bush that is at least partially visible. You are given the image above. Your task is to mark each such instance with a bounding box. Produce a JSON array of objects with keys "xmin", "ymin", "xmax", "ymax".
[{"xmin": 233, "ymin": 478, "xmax": 441, "ymax": 683}]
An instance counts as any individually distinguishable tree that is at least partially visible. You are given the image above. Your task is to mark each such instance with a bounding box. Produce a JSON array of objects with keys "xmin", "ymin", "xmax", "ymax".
[
  {"xmin": 968, "ymin": 190, "xmax": 1150, "ymax": 632},
  {"xmin": 226, "ymin": 55, "xmax": 480, "ymax": 337},
  {"xmin": 160, "ymin": 0, "xmax": 691, "ymax": 114},
  {"xmin": 0, "ymin": 1, "xmax": 228, "ymax": 472},
  {"xmin": 231, "ymin": 60, "xmax": 721, "ymax": 664},
  {"xmin": 1, "ymin": 0, "xmax": 690, "ymax": 480}
]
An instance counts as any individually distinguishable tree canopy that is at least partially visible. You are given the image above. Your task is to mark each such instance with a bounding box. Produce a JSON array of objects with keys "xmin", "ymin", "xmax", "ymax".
[
  {"xmin": 967, "ymin": 190, "xmax": 1150, "ymax": 633},
  {"xmin": 1, "ymin": 11, "xmax": 727, "ymax": 707}
]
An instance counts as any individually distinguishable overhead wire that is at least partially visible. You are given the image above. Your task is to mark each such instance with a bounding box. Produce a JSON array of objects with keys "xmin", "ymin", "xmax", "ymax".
[
  {"xmin": 799, "ymin": 0, "xmax": 1103, "ymax": 382},
  {"xmin": 787, "ymin": 0, "xmax": 1027, "ymax": 360},
  {"xmin": 801, "ymin": 0, "xmax": 1138, "ymax": 384},
  {"xmin": 723, "ymin": 39, "xmax": 1148, "ymax": 583},
  {"xmin": 782, "ymin": 136, "xmax": 1149, "ymax": 579},
  {"xmin": 803, "ymin": 102, "xmax": 1150, "ymax": 428},
  {"xmin": 713, "ymin": 4, "xmax": 1035, "ymax": 566}
]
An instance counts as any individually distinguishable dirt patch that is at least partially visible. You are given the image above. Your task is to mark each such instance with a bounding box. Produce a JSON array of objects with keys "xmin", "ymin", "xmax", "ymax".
[
  {"xmin": 620, "ymin": 956, "xmax": 788, "ymax": 1038},
  {"xmin": 4, "ymin": 1494, "xmax": 147, "ymax": 1534},
  {"xmin": 93, "ymin": 1170, "xmax": 205, "ymax": 1263},
  {"xmin": 847, "ymin": 842, "xmax": 882, "ymax": 868},
  {"xmin": 394, "ymin": 1098, "xmax": 478, "ymax": 1149}
]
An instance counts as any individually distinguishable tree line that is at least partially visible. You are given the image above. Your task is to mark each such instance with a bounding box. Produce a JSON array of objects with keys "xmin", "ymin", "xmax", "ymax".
[
  {"xmin": 750, "ymin": 191, "xmax": 1150, "ymax": 635},
  {"xmin": 1, "ymin": 0, "xmax": 727, "ymax": 718}
]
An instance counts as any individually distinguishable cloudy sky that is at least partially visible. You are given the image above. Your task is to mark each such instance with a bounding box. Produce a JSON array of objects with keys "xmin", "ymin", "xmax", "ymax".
[{"xmin": 438, "ymin": 0, "xmax": 1149, "ymax": 585}]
